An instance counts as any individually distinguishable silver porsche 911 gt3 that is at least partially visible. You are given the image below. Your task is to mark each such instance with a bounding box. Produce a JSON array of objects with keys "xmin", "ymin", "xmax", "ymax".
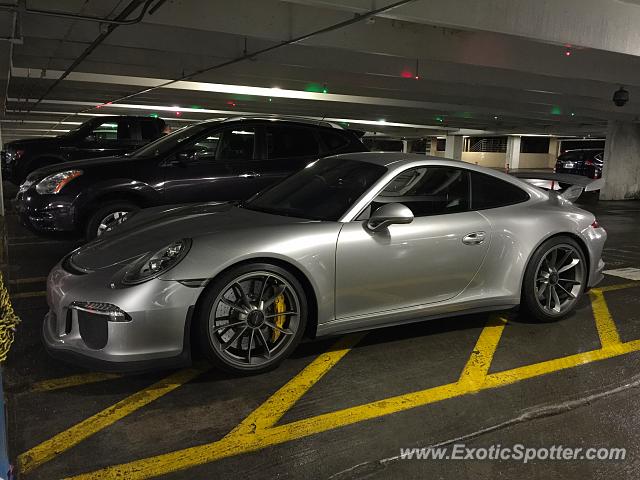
[{"xmin": 44, "ymin": 153, "xmax": 607, "ymax": 373}]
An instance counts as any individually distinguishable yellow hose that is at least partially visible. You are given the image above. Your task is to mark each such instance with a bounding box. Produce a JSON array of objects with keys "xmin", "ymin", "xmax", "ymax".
[{"xmin": 0, "ymin": 273, "xmax": 20, "ymax": 362}]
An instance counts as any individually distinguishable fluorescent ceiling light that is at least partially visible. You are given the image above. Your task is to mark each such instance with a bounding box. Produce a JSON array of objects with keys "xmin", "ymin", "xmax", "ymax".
[{"xmin": 7, "ymin": 99, "xmax": 453, "ymax": 131}]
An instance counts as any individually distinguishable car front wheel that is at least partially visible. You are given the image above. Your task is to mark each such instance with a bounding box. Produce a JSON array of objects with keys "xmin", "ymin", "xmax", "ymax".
[
  {"xmin": 85, "ymin": 201, "xmax": 139, "ymax": 240},
  {"xmin": 196, "ymin": 263, "xmax": 308, "ymax": 374},
  {"xmin": 521, "ymin": 236, "xmax": 587, "ymax": 322}
]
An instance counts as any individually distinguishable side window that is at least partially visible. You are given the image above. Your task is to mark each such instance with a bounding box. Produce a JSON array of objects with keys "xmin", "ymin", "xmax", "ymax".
[
  {"xmin": 85, "ymin": 120, "xmax": 134, "ymax": 143},
  {"xmin": 217, "ymin": 128, "xmax": 256, "ymax": 161},
  {"xmin": 86, "ymin": 121, "xmax": 118, "ymax": 142},
  {"xmin": 372, "ymin": 166, "xmax": 470, "ymax": 217},
  {"xmin": 266, "ymin": 126, "xmax": 319, "ymax": 159},
  {"xmin": 140, "ymin": 120, "xmax": 160, "ymax": 141},
  {"xmin": 320, "ymin": 130, "xmax": 349, "ymax": 152},
  {"xmin": 471, "ymin": 172, "xmax": 530, "ymax": 209}
]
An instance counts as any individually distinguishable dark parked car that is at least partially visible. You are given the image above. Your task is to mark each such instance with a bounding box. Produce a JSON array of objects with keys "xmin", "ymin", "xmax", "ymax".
[
  {"xmin": 3, "ymin": 115, "xmax": 167, "ymax": 185},
  {"xmin": 15, "ymin": 117, "xmax": 367, "ymax": 239},
  {"xmin": 555, "ymin": 149, "xmax": 604, "ymax": 179}
]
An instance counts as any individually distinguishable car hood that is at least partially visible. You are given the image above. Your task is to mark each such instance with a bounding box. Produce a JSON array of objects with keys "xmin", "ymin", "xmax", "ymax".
[
  {"xmin": 69, "ymin": 202, "xmax": 311, "ymax": 270},
  {"xmin": 5, "ymin": 137, "xmax": 63, "ymax": 150},
  {"xmin": 28, "ymin": 155, "xmax": 137, "ymax": 180}
]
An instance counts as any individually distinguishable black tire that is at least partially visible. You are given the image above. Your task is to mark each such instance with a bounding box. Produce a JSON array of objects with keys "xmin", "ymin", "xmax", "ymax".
[
  {"xmin": 196, "ymin": 263, "xmax": 308, "ymax": 374},
  {"xmin": 84, "ymin": 201, "xmax": 139, "ymax": 240},
  {"xmin": 521, "ymin": 236, "xmax": 587, "ymax": 322}
]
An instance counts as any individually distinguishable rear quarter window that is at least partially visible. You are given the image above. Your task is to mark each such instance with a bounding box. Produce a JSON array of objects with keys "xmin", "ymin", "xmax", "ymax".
[{"xmin": 471, "ymin": 172, "xmax": 530, "ymax": 210}]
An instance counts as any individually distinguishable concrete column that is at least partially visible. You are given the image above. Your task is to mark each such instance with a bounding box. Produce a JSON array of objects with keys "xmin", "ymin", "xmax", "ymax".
[
  {"xmin": 548, "ymin": 137, "xmax": 559, "ymax": 169},
  {"xmin": 506, "ymin": 135, "xmax": 521, "ymax": 171},
  {"xmin": 429, "ymin": 137, "xmax": 438, "ymax": 156},
  {"xmin": 401, "ymin": 140, "xmax": 409, "ymax": 153},
  {"xmin": 601, "ymin": 121, "xmax": 640, "ymax": 200},
  {"xmin": 445, "ymin": 135, "xmax": 463, "ymax": 160}
]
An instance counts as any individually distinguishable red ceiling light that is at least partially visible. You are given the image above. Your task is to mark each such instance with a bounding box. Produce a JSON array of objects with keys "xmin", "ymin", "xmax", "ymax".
[
  {"xmin": 401, "ymin": 71, "xmax": 413, "ymax": 79},
  {"xmin": 175, "ymin": 111, "xmax": 182, "ymax": 117},
  {"xmin": 226, "ymin": 100, "xmax": 237, "ymax": 107},
  {"xmin": 564, "ymin": 50, "xmax": 572, "ymax": 56}
]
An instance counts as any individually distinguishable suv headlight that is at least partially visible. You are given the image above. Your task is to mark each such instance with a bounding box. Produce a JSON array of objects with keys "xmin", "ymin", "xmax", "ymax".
[
  {"xmin": 122, "ymin": 239, "xmax": 191, "ymax": 285},
  {"xmin": 36, "ymin": 170, "xmax": 82, "ymax": 194}
]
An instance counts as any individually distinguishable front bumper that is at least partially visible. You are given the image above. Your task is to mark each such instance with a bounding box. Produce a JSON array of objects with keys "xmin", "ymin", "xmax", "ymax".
[
  {"xmin": 43, "ymin": 261, "xmax": 204, "ymax": 372},
  {"xmin": 14, "ymin": 187, "xmax": 77, "ymax": 234}
]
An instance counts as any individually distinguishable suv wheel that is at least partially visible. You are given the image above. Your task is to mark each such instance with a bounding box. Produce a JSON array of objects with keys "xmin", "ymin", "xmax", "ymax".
[{"xmin": 85, "ymin": 201, "xmax": 139, "ymax": 240}]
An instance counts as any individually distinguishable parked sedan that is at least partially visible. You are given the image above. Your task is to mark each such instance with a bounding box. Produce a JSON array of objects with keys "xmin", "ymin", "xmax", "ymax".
[
  {"xmin": 555, "ymin": 149, "xmax": 604, "ymax": 179},
  {"xmin": 15, "ymin": 117, "xmax": 366, "ymax": 239},
  {"xmin": 44, "ymin": 153, "xmax": 606, "ymax": 374}
]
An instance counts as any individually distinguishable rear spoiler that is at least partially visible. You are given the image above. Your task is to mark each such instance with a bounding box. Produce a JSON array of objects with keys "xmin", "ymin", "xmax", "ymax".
[{"xmin": 510, "ymin": 171, "xmax": 602, "ymax": 202}]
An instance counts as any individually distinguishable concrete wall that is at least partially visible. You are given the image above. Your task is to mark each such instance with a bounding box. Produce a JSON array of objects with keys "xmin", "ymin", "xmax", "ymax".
[
  {"xmin": 434, "ymin": 151, "xmax": 552, "ymax": 169},
  {"xmin": 519, "ymin": 153, "xmax": 556, "ymax": 169}
]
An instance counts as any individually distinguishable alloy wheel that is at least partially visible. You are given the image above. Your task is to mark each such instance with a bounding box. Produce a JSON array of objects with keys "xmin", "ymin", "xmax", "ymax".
[
  {"xmin": 534, "ymin": 244, "xmax": 585, "ymax": 315},
  {"xmin": 96, "ymin": 211, "xmax": 130, "ymax": 237},
  {"xmin": 208, "ymin": 271, "xmax": 301, "ymax": 368}
]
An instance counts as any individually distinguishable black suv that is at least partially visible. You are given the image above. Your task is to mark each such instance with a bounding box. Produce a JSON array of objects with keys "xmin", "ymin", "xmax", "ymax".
[
  {"xmin": 555, "ymin": 149, "xmax": 604, "ymax": 179},
  {"xmin": 3, "ymin": 115, "xmax": 167, "ymax": 185},
  {"xmin": 15, "ymin": 117, "xmax": 367, "ymax": 239}
]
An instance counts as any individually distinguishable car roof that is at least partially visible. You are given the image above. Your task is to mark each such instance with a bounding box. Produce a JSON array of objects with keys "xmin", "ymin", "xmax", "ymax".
[
  {"xmin": 220, "ymin": 115, "xmax": 343, "ymax": 129},
  {"xmin": 326, "ymin": 151, "xmax": 535, "ymax": 188}
]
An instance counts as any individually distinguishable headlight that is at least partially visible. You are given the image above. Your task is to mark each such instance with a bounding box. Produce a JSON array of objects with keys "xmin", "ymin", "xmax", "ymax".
[
  {"xmin": 122, "ymin": 239, "xmax": 191, "ymax": 285},
  {"xmin": 35, "ymin": 170, "xmax": 82, "ymax": 194}
]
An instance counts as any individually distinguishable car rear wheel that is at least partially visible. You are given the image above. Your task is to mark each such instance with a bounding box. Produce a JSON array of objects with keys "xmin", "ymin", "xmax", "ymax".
[
  {"xmin": 196, "ymin": 263, "xmax": 308, "ymax": 374},
  {"xmin": 521, "ymin": 236, "xmax": 587, "ymax": 322},
  {"xmin": 85, "ymin": 201, "xmax": 139, "ymax": 240}
]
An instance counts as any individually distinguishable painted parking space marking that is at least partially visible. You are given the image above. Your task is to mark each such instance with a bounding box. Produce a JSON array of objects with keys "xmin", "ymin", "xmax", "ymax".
[
  {"xmin": 18, "ymin": 282, "xmax": 640, "ymax": 479},
  {"xmin": 604, "ymin": 267, "xmax": 640, "ymax": 281},
  {"xmin": 11, "ymin": 291, "xmax": 46, "ymax": 299},
  {"xmin": 29, "ymin": 372, "xmax": 123, "ymax": 393},
  {"xmin": 18, "ymin": 367, "xmax": 207, "ymax": 474},
  {"xmin": 7, "ymin": 276, "xmax": 47, "ymax": 285}
]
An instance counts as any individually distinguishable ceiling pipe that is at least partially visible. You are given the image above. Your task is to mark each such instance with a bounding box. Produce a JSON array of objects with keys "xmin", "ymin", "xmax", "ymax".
[
  {"xmin": 0, "ymin": 0, "xmax": 156, "ymax": 25},
  {"xmin": 22, "ymin": 0, "xmax": 164, "ymax": 122}
]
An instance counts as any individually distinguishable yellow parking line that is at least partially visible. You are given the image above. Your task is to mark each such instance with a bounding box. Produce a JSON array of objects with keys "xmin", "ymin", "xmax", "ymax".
[
  {"xmin": 8, "ymin": 276, "xmax": 47, "ymax": 284},
  {"xmin": 230, "ymin": 332, "xmax": 367, "ymax": 434},
  {"xmin": 19, "ymin": 367, "xmax": 206, "ymax": 474},
  {"xmin": 458, "ymin": 315, "xmax": 507, "ymax": 388},
  {"xmin": 66, "ymin": 283, "xmax": 640, "ymax": 480},
  {"xmin": 30, "ymin": 373, "xmax": 122, "ymax": 393},
  {"xmin": 598, "ymin": 282, "xmax": 639, "ymax": 293},
  {"xmin": 12, "ymin": 291, "xmax": 46, "ymax": 299},
  {"xmin": 590, "ymin": 289, "xmax": 623, "ymax": 349}
]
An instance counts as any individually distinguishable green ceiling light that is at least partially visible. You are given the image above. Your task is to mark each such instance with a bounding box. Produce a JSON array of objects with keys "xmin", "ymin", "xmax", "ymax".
[
  {"xmin": 322, "ymin": 86, "xmax": 329, "ymax": 94},
  {"xmin": 149, "ymin": 113, "xmax": 159, "ymax": 118},
  {"xmin": 189, "ymin": 105, "xmax": 203, "ymax": 109},
  {"xmin": 570, "ymin": 112, "xmax": 576, "ymax": 116},
  {"xmin": 268, "ymin": 97, "xmax": 272, "ymax": 102},
  {"xmin": 551, "ymin": 105, "xmax": 562, "ymax": 115},
  {"xmin": 305, "ymin": 83, "xmax": 323, "ymax": 93},
  {"xmin": 435, "ymin": 115, "xmax": 444, "ymax": 123}
]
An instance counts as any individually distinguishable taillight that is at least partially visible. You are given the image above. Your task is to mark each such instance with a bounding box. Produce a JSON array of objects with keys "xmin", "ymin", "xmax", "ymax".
[{"xmin": 591, "ymin": 220, "xmax": 601, "ymax": 229}]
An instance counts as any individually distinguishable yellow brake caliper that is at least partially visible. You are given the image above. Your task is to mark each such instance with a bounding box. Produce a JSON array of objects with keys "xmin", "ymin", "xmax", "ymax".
[{"xmin": 271, "ymin": 294, "xmax": 286, "ymax": 342}]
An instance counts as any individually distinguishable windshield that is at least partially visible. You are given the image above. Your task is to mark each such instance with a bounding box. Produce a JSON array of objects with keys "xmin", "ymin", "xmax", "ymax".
[
  {"xmin": 244, "ymin": 157, "xmax": 386, "ymax": 221},
  {"xmin": 130, "ymin": 121, "xmax": 217, "ymax": 158}
]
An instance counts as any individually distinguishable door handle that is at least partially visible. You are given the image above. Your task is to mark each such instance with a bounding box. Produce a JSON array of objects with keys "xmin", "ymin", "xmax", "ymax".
[{"xmin": 462, "ymin": 231, "xmax": 486, "ymax": 245}]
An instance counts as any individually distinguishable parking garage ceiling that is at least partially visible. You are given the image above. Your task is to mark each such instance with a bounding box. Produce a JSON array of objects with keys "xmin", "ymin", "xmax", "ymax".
[{"xmin": 0, "ymin": 0, "xmax": 639, "ymax": 141}]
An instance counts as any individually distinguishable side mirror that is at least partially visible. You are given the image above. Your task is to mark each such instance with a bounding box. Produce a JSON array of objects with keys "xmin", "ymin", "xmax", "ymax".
[{"xmin": 366, "ymin": 203, "xmax": 414, "ymax": 232}]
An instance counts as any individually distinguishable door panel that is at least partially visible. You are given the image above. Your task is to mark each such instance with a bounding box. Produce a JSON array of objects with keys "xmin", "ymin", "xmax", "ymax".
[
  {"xmin": 162, "ymin": 127, "xmax": 260, "ymax": 203},
  {"xmin": 335, "ymin": 211, "xmax": 491, "ymax": 319}
]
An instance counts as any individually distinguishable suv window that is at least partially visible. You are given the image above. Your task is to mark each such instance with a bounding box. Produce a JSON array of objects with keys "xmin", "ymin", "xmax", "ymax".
[
  {"xmin": 218, "ymin": 128, "xmax": 256, "ymax": 161},
  {"xmin": 471, "ymin": 172, "xmax": 530, "ymax": 209},
  {"xmin": 320, "ymin": 130, "xmax": 349, "ymax": 152},
  {"xmin": 374, "ymin": 166, "xmax": 470, "ymax": 217},
  {"xmin": 85, "ymin": 119, "xmax": 135, "ymax": 143},
  {"xmin": 140, "ymin": 120, "xmax": 160, "ymax": 141},
  {"xmin": 266, "ymin": 126, "xmax": 319, "ymax": 159}
]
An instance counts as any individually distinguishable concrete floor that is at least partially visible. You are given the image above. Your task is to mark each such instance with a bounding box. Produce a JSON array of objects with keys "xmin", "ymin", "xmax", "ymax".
[{"xmin": 4, "ymin": 198, "xmax": 640, "ymax": 479}]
